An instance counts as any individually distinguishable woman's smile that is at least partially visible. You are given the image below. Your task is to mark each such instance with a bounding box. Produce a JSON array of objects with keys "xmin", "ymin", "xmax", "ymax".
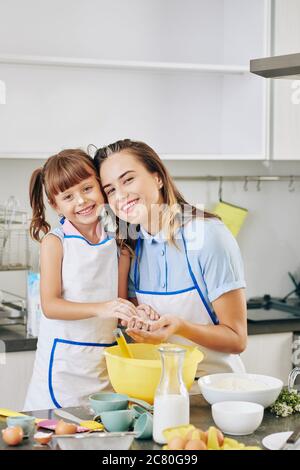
[
  {"xmin": 120, "ymin": 198, "xmax": 140, "ymax": 214},
  {"xmin": 100, "ymin": 152, "xmax": 163, "ymax": 230}
]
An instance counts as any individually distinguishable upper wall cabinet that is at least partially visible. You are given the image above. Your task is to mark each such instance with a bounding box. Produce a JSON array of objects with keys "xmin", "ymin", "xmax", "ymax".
[
  {"xmin": 0, "ymin": 0, "xmax": 270, "ymax": 160},
  {"xmin": 272, "ymin": 0, "xmax": 300, "ymax": 160}
]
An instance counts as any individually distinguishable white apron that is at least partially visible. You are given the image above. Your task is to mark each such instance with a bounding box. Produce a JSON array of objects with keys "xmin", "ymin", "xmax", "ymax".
[
  {"xmin": 133, "ymin": 228, "xmax": 245, "ymax": 377},
  {"xmin": 24, "ymin": 220, "xmax": 118, "ymax": 411}
]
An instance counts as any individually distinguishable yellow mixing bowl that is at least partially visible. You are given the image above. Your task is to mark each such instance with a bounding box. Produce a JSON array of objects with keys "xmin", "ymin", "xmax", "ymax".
[{"xmin": 104, "ymin": 343, "xmax": 204, "ymax": 404}]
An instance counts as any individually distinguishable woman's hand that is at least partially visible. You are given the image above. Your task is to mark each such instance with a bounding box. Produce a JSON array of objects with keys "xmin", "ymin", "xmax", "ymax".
[
  {"xmin": 126, "ymin": 315, "xmax": 183, "ymax": 344},
  {"xmin": 136, "ymin": 304, "xmax": 160, "ymax": 321},
  {"xmin": 120, "ymin": 303, "xmax": 160, "ymax": 329},
  {"xmin": 97, "ymin": 298, "xmax": 137, "ymax": 322}
]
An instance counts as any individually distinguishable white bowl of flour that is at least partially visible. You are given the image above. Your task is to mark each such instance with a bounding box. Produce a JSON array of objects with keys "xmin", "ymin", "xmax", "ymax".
[{"xmin": 198, "ymin": 373, "xmax": 283, "ymax": 408}]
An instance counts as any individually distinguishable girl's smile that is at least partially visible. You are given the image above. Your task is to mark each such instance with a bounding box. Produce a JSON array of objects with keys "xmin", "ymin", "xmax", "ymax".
[
  {"xmin": 76, "ymin": 203, "xmax": 97, "ymax": 216},
  {"xmin": 54, "ymin": 175, "xmax": 104, "ymax": 234}
]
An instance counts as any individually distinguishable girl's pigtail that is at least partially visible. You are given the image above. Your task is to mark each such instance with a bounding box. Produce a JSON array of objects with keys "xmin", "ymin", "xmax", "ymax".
[{"xmin": 29, "ymin": 168, "xmax": 51, "ymax": 242}]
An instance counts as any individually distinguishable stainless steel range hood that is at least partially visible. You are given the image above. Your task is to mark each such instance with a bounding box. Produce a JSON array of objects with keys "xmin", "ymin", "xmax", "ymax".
[{"xmin": 250, "ymin": 52, "xmax": 300, "ymax": 79}]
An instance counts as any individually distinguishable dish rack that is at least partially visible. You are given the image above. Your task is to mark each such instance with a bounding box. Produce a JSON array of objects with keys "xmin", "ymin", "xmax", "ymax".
[
  {"xmin": 0, "ymin": 196, "xmax": 30, "ymax": 271},
  {"xmin": 0, "ymin": 289, "xmax": 27, "ymax": 327}
]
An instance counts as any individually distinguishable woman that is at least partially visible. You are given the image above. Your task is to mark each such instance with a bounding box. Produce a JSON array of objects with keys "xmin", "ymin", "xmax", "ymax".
[{"xmin": 94, "ymin": 139, "xmax": 247, "ymax": 375}]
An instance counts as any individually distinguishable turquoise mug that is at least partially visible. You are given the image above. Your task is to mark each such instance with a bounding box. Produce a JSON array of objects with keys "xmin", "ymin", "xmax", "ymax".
[
  {"xmin": 100, "ymin": 409, "xmax": 135, "ymax": 432},
  {"xmin": 89, "ymin": 392, "xmax": 128, "ymax": 414},
  {"xmin": 134, "ymin": 412, "xmax": 153, "ymax": 440},
  {"xmin": 6, "ymin": 416, "xmax": 36, "ymax": 438},
  {"xmin": 131, "ymin": 404, "xmax": 150, "ymax": 419}
]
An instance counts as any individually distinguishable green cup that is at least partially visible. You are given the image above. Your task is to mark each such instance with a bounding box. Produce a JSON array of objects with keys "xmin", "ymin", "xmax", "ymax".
[
  {"xmin": 133, "ymin": 412, "xmax": 153, "ymax": 440},
  {"xmin": 131, "ymin": 404, "xmax": 149, "ymax": 419},
  {"xmin": 100, "ymin": 409, "xmax": 135, "ymax": 432},
  {"xmin": 89, "ymin": 392, "xmax": 128, "ymax": 414},
  {"xmin": 6, "ymin": 416, "xmax": 36, "ymax": 438}
]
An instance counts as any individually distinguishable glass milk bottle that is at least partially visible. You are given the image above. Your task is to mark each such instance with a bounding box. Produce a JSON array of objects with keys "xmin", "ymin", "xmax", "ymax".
[{"xmin": 153, "ymin": 346, "xmax": 190, "ymax": 444}]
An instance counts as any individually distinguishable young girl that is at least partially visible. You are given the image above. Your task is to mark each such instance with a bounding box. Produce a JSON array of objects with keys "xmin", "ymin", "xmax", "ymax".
[
  {"xmin": 24, "ymin": 149, "xmax": 136, "ymax": 411},
  {"xmin": 95, "ymin": 139, "xmax": 248, "ymax": 376}
]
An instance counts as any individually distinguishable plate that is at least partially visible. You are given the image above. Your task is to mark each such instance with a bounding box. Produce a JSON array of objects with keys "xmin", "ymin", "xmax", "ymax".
[
  {"xmin": 37, "ymin": 419, "xmax": 88, "ymax": 433},
  {"xmin": 262, "ymin": 431, "xmax": 297, "ymax": 450}
]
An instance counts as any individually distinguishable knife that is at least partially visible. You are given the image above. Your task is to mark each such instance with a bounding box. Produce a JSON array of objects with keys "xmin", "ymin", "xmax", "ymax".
[
  {"xmin": 281, "ymin": 427, "xmax": 300, "ymax": 450},
  {"xmin": 54, "ymin": 409, "xmax": 83, "ymax": 425}
]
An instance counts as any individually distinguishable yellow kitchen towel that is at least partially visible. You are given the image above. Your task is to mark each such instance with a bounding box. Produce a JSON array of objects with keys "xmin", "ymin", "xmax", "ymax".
[{"xmin": 213, "ymin": 201, "xmax": 248, "ymax": 237}]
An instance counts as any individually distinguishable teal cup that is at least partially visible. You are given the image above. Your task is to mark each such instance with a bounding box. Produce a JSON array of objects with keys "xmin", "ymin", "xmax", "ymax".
[
  {"xmin": 89, "ymin": 392, "xmax": 128, "ymax": 414},
  {"xmin": 133, "ymin": 412, "xmax": 153, "ymax": 440},
  {"xmin": 100, "ymin": 409, "xmax": 135, "ymax": 432},
  {"xmin": 131, "ymin": 404, "xmax": 149, "ymax": 419},
  {"xmin": 6, "ymin": 416, "xmax": 36, "ymax": 438}
]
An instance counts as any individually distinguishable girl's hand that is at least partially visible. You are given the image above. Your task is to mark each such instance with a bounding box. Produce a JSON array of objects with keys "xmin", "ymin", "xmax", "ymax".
[
  {"xmin": 97, "ymin": 298, "xmax": 137, "ymax": 322},
  {"xmin": 126, "ymin": 315, "xmax": 182, "ymax": 343}
]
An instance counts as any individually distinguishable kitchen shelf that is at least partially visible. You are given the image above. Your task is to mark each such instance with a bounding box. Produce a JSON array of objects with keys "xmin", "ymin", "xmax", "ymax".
[
  {"xmin": 250, "ymin": 52, "xmax": 300, "ymax": 79},
  {"xmin": 0, "ymin": 54, "xmax": 249, "ymax": 75},
  {"xmin": 0, "ymin": 1, "xmax": 270, "ymax": 161},
  {"xmin": 0, "ymin": 266, "xmax": 31, "ymax": 271}
]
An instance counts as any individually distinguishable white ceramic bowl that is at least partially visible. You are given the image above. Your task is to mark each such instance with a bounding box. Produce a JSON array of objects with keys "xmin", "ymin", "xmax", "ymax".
[
  {"xmin": 198, "ymin": 373, "xmax": 283, "ymax": 408},
  {"xmin": 212, "ymin": 401, "xmax": 264, "ymax": 436}
]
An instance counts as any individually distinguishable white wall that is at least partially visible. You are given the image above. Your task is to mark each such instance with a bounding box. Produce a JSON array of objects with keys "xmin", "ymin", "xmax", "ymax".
[{"xmin": 1, "ymin": 157, "xmax": 300, "ymax": 300}]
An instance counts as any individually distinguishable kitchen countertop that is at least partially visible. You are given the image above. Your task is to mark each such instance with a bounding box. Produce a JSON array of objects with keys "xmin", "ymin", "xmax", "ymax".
[
  {"xmin": 248, "ymin": 320, "xmax": 300, "ymax": 335},
  {"xmin": 1, "ymin": 311, "xmax": 300, "ymax": 354},
  {"xmin": 0, "ymin": 394, "xmax": 298, "ymax": 450},
  {"xmin": 0, "ymin": 325, "xmax": 37, "ymax": 352},
  {"xmin": 247, "ymin": 307, "xmax": 300, "ymax": 335}
]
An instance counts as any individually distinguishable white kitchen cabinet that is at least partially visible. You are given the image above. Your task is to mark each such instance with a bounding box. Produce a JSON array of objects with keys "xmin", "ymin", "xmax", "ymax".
[
  {"xmin": 0, "ymin": 350, "xmax": 35, "ymax": 410},
  {"xmin": 241, "ymin": 332, "xmax": 293, "ymax": 384},
  {"xmin": 272, "ymin": 0, "xmax": 300, "ymax": 160},
  {"xmin": 0, "ymin": 0, "xmax": 270, "ymax": 160}
]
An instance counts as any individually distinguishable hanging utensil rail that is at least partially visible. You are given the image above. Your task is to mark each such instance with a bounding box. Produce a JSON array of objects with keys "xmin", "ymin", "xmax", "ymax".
[{"xmin": 173, "ymin": 175, "xmax": 300, "ymax": 182}]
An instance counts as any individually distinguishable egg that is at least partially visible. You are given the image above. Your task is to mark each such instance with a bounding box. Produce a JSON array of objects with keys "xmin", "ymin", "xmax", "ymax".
[
  {"xmin": 2, "ymin": 426, "xmax": 24, "ymax": 446},
  {"xmin": 55, "ymin": 420, "xmax": 77, "ymax": 435},
  {"xmin": 184, "ymin": 439, "xmax": 207, "ymax": 450},
  {"xmin": 168, "ymin": 436, "xmax": 187, "ymax": 450},
  {"xmin": 33, "ymin": 431, "xmax": 53, "ymax": 445}
]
